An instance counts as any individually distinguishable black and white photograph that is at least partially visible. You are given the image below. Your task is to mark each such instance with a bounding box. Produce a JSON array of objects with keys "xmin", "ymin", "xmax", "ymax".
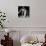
[{"xmin": 18, "ymin": 6, "xmax": 30, "ymax": 18}]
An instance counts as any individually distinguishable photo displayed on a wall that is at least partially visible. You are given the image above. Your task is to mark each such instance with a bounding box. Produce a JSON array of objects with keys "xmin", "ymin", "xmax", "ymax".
[{"xmin": 18, "ymin": 6, "xmax": 30, "ymax": 18}]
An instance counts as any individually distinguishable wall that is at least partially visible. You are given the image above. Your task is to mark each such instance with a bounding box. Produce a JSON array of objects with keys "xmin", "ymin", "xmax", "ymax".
[
  {"xmin": 0, "ymin": 0, "xmax": 46, "ymax": 27},
  {"xmin": 31, "ymin": 0, "xmax": 46, "ymax": 27}
]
